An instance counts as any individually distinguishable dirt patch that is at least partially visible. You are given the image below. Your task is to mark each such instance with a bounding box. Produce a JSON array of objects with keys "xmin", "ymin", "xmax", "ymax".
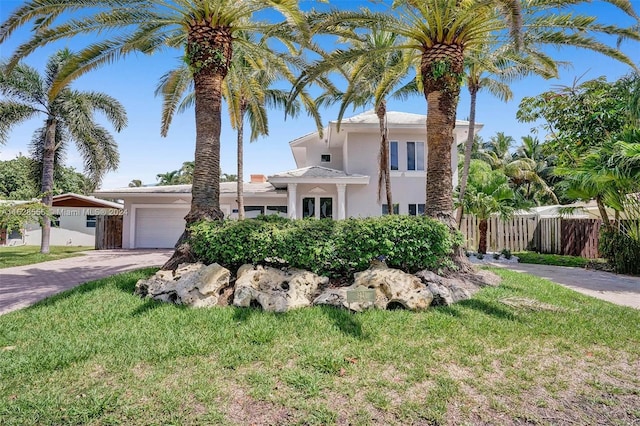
[{"xmin": 222, "ymin": 386, "xmax": 296, "ymax": 425}]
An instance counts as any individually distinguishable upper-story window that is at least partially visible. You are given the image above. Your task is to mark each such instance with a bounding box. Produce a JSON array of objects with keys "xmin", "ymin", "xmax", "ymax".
[
  {"xmin": 407, "ymin": 141, "xmax": 425, "ymax": 171},
  {"xmin": 390, "ymin": 141, "xmax": 398, "ymax": 170},
  {"xmin": 321, "ymin": 154, "xmax": 331, "ymax": 163}
]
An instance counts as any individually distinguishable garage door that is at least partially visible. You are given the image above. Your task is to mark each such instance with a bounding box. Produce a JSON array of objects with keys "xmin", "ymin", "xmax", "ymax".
[{"xmin": 135, "ymin": 208, "xmax": 189, "ymax": 248}]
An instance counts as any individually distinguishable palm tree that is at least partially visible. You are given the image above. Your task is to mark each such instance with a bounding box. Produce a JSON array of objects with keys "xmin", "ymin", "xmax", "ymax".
[
  {"xmin": 304, "ymin": 27, "xmax": 417, "ymax": 212},
  {"xmin": 156, "ymin": 170, "xmax": 182, "ymax": 186},
  {"xmin": 514, "ymin": 135, "xmax": 558, "ymax": 204},
  {"xmin": 1, "ymin": 0, "xmax": 308, "ymax": 268},
  {"xmin": 306, "ymin": 0, "xmax": 638, "ymax": 228},
  {"xmin": 156, "ymin": 35, "xmax": 310, "ymax": 220},
  {"xmin": 128, "ymin": 179, "xmax": 143, "ymax": 187},
  {"xmin": 459, "ymin": 160, "xmax": 524, "ymax": 254},
  {"xmin": 0, "ymin": 49, "xmax": 126, "ymax": 254},
  {"xmin": 456, "ymin": 45, "xmax": 558, "ymax": 226}
]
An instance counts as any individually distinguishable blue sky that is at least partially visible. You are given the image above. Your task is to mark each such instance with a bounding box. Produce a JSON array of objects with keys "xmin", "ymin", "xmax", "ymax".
[{"xmin": 0, "ymin": 0, "xmax": 638, "ymax": 190}]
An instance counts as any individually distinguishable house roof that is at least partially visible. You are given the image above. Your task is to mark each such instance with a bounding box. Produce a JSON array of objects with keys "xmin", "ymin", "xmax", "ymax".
[
  {"xmin": 52, "ymin": 193, "xmax": 123, "ymax": 209},
  {"xmin": 331, "ymin": 109, "xmax": 475, "ymax": 128},
  {"xmin": 268, "ymin": 166, "xmax": 370, "ymax": 187},
  {"xmin": 93, "ymin": 182, "xmax": 285, "ymax": 198}
]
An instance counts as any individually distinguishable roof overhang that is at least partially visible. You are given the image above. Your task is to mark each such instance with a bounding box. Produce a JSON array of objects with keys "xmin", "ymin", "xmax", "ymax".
[
  {"xmin": 268, "ymin": 175, "xmax": 370, "ymax": 188},
  {"xmin": 52, "ymin": 193, "xmax": 123, "ymax": 209}
]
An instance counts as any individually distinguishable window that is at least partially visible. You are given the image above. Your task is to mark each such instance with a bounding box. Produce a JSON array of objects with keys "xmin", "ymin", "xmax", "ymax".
[
  {"xmin": 408, "ymin": 204, "xmax": 425, "ymax": 216},
  {"xmin": 382, "ymin": 204, "xmax": 399, "ymax": 215},
  {"xmin": 8, "ymin": 229, "xmax": 22, "ymax": 239},
  {"xmin": 51, "ymin": 214, "xmax": 60, "ymax": 227},
  {"xmin": 407, "ymin": 141, "xmax": 425, "ymax": 171},
  {"xmin": 302, "ymin": 198, "xmax": 315, "ymax": 218},
  {"xmin": 86, "ymin": 215, "xmax": 97, "ymax": 228},
  {"xmin": 390, "ymin": 141, "xmax": 398, "ymax": 171},
  {"xmin": 266, "ymin": 206, "xmax": 287, "ymax": 216},
  {"xmin": 321, "ymin": 154, "xmax": 331, "ymax": 162},
  {"xmin": 244, "ymin": 206, "xmax": 264, "ymax": 219}
]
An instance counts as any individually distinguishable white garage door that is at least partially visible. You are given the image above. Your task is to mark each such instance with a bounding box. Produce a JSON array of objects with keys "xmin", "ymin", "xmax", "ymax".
[{"xmin": 135, "ymin": 208, "xmax": 189, "ymax": 248}]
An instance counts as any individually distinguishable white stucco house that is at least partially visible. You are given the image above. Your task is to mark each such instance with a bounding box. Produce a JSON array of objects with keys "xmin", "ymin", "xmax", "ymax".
[
  {"xmin": 94, "ymin": 110, "xmax": 479, "ymax": 249},
  {"xmin": 1, "ymin": 193, "xmax": 123, "ymax": 246}
]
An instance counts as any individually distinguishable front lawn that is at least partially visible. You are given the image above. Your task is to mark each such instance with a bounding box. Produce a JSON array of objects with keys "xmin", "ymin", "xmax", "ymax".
[
  {"xmin": 0, "ymin": 246, "xmax": 93, "ymax": 268},
  {"xmin": 514, "ymin": 251, "xmax": 608, "ymax": 268},
  {"xmin": 0, "ymin": 268, "xmax": 638, "ymax": 425}
]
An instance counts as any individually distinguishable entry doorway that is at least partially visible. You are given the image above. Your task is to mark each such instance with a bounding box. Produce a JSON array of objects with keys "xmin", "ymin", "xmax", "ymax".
[{"xmin": 302, "ymin": 197, "xmax": 333, "ymax": 219}]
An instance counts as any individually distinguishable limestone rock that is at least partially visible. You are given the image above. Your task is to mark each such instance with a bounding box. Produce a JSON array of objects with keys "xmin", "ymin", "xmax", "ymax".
[
  {"xmin": 353, "ymin": 267, "xmax": 433, "ymax": 311},
  {"xmin": 415, "ymin": 269, "xmax": 500, "ymax": 306},
  {"xmin": 233, "ymin": 265, "xmax": 328, "ymax": 312},
  {"xmin": 134, "ymin": 263, "xmax": 231, "ymax": 307}
]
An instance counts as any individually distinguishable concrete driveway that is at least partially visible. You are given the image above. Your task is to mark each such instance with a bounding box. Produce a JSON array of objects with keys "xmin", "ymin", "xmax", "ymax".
[
  {"xmin": 492, "ymin": 262, "xmax": 640, "ymax": 309},
  {"xmin": 0, "ymin": 249, "xmax": 172, "ymax": 315}
]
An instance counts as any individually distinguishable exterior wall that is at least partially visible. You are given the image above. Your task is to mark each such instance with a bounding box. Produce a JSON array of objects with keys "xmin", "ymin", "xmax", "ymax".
[{"xmin": 10, "ymin": 206, "xmax": 104, "ymax": 246}]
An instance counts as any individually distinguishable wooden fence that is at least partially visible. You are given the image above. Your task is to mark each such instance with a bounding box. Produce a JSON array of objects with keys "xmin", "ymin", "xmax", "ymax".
[
  {"xmin": 95, "ymin": 215, "xmax": 123, "ymax": 250},
  {"xmin": 460, "ymin": 215, "xmax": 604, "ymax": 258}
]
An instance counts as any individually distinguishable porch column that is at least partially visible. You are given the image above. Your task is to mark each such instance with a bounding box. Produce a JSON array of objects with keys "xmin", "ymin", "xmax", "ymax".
[
  {"xmin": 336, "ymin": 183, "xmax": 346, "ymax": 220},
  {"xmin": 287, "ymin": 183, "xmax": 297, "ymax": 219}
]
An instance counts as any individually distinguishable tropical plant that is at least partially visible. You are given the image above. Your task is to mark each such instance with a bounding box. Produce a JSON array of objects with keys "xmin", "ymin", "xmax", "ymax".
[
  {"xmin": 459, "ymin": 160, "xmax": 525, "ymax": 254},
  {"xmin": 0, "ymin": 0, "xmax": 310, "ymax": 268},
  {"xmin": 128, "ymin": 179, "xmax": 143, "ymax": 188},
  {"xmin": 303, "ymin": 0, "xmax": 638, "ymax": 230},
  {"xmin": 0, "ymin": 49, "xmax": 126, "ymax": 253},
  {"xmin": 456, "ymin": 44, "xmax": 558, "ymax": 226}
]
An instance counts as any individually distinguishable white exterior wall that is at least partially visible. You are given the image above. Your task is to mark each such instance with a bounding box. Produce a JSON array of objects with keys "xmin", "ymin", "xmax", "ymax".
[{"xmin": 15, "ymin": 207, "xmax": 99, "ymax": 246}]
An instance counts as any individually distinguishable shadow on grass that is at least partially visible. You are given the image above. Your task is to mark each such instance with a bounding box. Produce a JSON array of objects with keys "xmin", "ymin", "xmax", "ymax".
[
  {"xmin": 317, "ymin": 305, "xmax": 369, "ymax": 340},
  {"xmin": 438, "ymin": 299, "xmax": 519, "ymax": 322}
]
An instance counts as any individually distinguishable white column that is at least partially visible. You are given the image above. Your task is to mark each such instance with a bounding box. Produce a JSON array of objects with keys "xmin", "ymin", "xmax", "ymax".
[
  {"xmin": 287, "ymin": 183, "xmax": 297, "ymax": 219},
  {"xmin": 336, "ymin": 183, "xmax": 346, "ymax": 220}
]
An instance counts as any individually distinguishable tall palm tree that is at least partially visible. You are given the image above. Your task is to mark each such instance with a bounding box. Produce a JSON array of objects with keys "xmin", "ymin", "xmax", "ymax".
[
  {"xmin": 0, "ymin": 0, "xmax": 309, "ymax": 268},
  {"xmin": 456, "ymin": 44, "xmax": 558, "ymax": 226},
  {"xmin": 0, "ymin": 49, "xmax": 126, "ymax": 254},
  {"xmin": 305, "ymin": 0, "xmax": 638, "ymax": 228},
  {"xmin": 156, "ymin": 36, "xmax": 310, "ymax": 220},
  {"xmin": 305, "ymin": 27, "xmax": 417, "ymax": 212},
  {"xmin": 156, "ymin": 170, "xmax": 182, "ymax": 186}
]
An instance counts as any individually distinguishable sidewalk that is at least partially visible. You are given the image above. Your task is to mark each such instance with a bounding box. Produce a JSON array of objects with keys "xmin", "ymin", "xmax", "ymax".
[
  {"xmin": 492, "ymin": 262, "xmax": 640, "ymax": 309},
  {"xmin": 0, "ymin": 249, "xmax": 172, "ymax": 315}
]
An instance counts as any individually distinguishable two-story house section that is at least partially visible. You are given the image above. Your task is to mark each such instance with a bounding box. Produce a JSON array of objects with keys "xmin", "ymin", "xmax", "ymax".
[
  {"xmin": 94, "ymin": 110, "xmax": 480, "ymax": 248},
  {"xmin": 268, "ymin": 110, "xmax": 480, "ymax": 218}
]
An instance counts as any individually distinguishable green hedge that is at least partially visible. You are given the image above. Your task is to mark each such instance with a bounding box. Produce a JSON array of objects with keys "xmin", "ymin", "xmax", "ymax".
[
  {"xmin": 599, "ymin": 228, "xmax": 640, "ymax": 275},
  {"xmin": 189, "ymin": 215, "xmax": 461, "ymax": 277}
]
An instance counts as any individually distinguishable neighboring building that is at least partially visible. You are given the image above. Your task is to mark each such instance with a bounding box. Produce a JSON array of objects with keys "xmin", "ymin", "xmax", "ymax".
[
  {"xmin": 94, "ymin": 110, "xmax": 479, "ymax": 248},
  {"xmin": 1, "ymin": 193, "xmax": 123, "ymax": 246}
]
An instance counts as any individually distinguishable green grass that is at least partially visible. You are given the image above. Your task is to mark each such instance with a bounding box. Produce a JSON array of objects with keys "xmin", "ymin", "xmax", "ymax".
[
  {"xmin": 1, "ymin": 268, "xmax": 638, "ymax": 425},
  {"xmin": 514, "ymin": 251, "xmax": 607, "ymax": 268},
  {"xmin": 0, "ymin": 246, "xmax": 93, "ymax": 268}
]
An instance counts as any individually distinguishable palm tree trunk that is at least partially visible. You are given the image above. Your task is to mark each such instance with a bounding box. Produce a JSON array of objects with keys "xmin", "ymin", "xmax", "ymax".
[
  {"xmin": 163, "ymin": 25, "xmax": 232, "ymax": 270},
  {"xmin": 376, "ymin": 100, "xmax": 393, "ymax": 212},
  {"xmin": 596, "ymin": 195, "xmax": 612, "ymax": 232},
  {"xmin": 478, "ymin": 218, "xmax": 488, "ymax": 254},
  {"xmin": 422, "ymin": 44, "xmax": 474, "ymax": 273},
  {"xmin": 237, "ymin": 100, "xmax": 247, "ymax": 220},
  {"xmin": 40, "ymin": 117, "xmax": 57, "ymax": 254},
  {"xmin": 456, "ymin": 85, "xmax": 478, "ymax": 228}
]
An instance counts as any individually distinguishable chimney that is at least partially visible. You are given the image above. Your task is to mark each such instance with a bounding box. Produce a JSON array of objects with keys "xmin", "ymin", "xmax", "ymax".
[{"xmin": 250, "ymin": 174, "xmax": 267, "ymax": 183}]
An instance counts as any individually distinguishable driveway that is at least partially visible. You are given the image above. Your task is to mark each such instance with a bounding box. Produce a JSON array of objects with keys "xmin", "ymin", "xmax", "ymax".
[
  {"xmin": 0, "ymin": 249, "xmax": 172, "ymax": 316},
  {"xmin": 492, "ymin": 262, "xmax": 640, "ymax": 309}
]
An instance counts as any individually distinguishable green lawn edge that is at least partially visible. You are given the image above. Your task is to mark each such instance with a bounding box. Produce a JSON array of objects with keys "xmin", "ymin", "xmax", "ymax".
[{"xmin": 0, "ymin": 246, "xmax": 93, "ymax": 269}]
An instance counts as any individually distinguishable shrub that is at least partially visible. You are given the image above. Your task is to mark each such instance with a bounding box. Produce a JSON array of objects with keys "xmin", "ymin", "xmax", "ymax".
[
  {"xmin": 492, "ymin": 252, "xmax": 501, "ymax": 260},
  {"xmin": 599, "ymin": 228, "xmax": 640, "ymax": 275},
  {"xmin": 476, "ymin": 253, "xmax": 484, "ymax": 260},
  {"xmin": 501, "ymin": 248, "xmax": 512, "ymax": 259},
  {"xmin": 189, "ymin": 215, "xmax": 459, "ymax": 277}
]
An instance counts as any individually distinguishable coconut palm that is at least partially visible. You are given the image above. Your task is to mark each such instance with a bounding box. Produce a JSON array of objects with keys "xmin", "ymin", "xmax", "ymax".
[
  {"xmin": 305, "ymin": 0, "xmax": 638, "ymax": 228},
  {"xmin": 0, "ymin": 49, "xmax": 126, "ymax": 254},
  {"xmin": 0, "ymin": 0, "xmax": 309, "ymax": 267},
  {"xmin": 305, "ymin": 27, "xmax": 418, "ymax": 212},
  {"xmin": 156, "ymin": 170, "xmax": 182, "ymax": 185}
]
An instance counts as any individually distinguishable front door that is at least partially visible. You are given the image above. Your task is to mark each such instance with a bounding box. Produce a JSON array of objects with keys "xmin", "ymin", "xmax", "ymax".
[{"xmin": 302, "ymin": 197, "xmax": 333, "ymax": 219}]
